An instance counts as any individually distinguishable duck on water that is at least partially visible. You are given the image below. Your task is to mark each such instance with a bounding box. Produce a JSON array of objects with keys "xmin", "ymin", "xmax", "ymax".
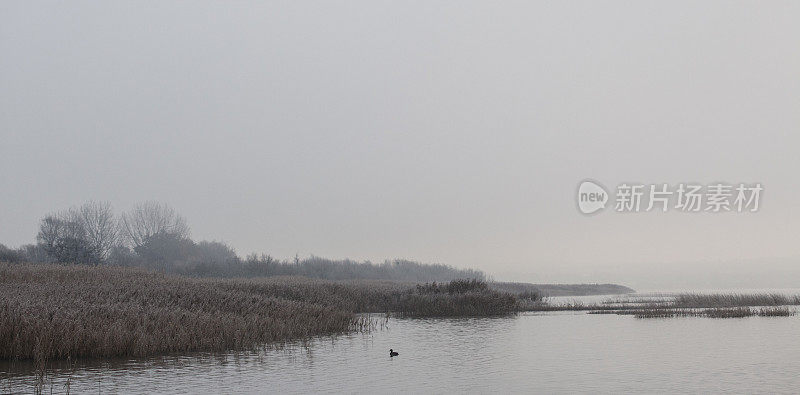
[{"xmin": 389, "ymin": 349, "xmax": 399, "ymax": 357}]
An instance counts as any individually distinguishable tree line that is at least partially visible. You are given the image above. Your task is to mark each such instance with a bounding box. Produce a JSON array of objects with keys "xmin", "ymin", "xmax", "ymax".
[{"xmin": 0, "ymin": 201, "xmax": 485, "ymax": 282}]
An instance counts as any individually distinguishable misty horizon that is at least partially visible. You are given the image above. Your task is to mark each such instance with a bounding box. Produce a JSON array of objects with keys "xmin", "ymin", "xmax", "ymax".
[{"xmin": 3, "ymin": 1, "xmax": 800, "ymax": 290}]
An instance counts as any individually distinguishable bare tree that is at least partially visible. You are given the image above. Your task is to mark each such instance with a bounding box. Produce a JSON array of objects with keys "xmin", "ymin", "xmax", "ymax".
[
  {"xmin": 71, "ymin": 201, "xmax": 118, "ymax": 261},
  {"xmin": 119, "ymin": 201, "xmax": 190, "ymax": 249},
  {"xmin": 36, "ymin": 215, "xmax": 66, "ymax": 251},
  {"xmin": 36, "ymin": 210, "xmax": 101, "ymax": 264}
]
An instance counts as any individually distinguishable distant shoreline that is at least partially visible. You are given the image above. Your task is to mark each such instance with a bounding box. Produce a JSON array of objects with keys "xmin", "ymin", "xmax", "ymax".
[{"xmin": 491, "ymin": 282, "xmax": 635, "ymax": 297}]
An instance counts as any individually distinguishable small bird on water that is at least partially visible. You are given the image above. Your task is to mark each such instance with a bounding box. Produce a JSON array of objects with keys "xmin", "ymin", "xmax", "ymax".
[{"xmin": 389, "ymin": 349, "xmax": 399, "ymax": 357}]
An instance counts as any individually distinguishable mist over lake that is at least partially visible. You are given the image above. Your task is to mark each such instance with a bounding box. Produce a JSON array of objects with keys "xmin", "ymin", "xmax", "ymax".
[{"xmin": 3, "ymin": 0, "xmax": 800, "ymax": 393}]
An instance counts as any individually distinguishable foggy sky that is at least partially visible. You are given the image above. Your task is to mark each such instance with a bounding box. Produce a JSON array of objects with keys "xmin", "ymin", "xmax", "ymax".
[{"xmin": 2, "ymin": 1, "xmax": 800, "ymax": 289}]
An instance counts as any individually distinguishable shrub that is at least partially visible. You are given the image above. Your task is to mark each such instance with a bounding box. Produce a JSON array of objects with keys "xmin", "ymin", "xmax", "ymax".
[{"xmin": 0, "ymin": 243, "xmax": 22, "ymax": 263}]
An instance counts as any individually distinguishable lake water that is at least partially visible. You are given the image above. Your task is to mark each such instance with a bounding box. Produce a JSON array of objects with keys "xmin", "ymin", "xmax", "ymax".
[{"xmin": 4, "ymin": 295, "xmax": 800, "ymax": 394}]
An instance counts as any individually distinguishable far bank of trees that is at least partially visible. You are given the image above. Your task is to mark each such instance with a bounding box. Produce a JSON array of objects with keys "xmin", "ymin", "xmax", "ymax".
[{"xmin": 0, "ymin": 201, "xmax": 485, "ymax": 282}]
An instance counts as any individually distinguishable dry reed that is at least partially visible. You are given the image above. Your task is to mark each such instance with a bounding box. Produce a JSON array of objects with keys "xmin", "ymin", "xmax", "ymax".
[{"xmin": 0, "ymin": 264, "xmax": 518, "ymax": 363}]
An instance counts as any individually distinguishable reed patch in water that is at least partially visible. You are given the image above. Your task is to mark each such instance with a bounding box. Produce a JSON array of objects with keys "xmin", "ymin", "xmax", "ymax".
[{"xmin": 529, "ymin": 292, "xmax": 800, "ymax": 319}]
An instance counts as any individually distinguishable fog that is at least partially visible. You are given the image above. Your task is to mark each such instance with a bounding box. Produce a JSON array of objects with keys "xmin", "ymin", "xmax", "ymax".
[{"xmin": 2, "ymin": 1, "xmax": 800, "ymax": 289}]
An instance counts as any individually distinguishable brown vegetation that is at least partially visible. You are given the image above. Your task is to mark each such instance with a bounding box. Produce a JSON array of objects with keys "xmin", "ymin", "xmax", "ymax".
[
  {"xmin": 0, "ymin": 264, "xmax": 356, "ymax": 362},
  {"xmin": 528, "ymin": 292, "xmax": 800, "ymax": 318},
  {"xmin": 756, "ymin": 306, "xmax": 793, "ymax": 317},
  {"xmin": 399, "ymin": 280, "xmax": 519, "ymax": 317},
  {"xmin": 0, "ymin": 264, "xmax": 518, "ymax": 363},
  {"xmin": 674, "ymin": 293, "xmax": 800, "ymax": 308}
]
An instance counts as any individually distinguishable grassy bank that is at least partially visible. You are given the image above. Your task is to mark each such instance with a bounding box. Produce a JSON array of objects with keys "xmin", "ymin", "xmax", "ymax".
[{"xmin": 0, "ymin": 264, "xmax": 519, "ymax": 363}]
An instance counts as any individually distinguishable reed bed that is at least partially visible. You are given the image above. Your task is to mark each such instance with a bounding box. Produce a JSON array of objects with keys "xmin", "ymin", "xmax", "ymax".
[
  {"xmin": 527, "ymin": 292, "xmax": 800, "ymax": 319},
  {"xmin": 213, "ymin": 278, "xmax": 519, "ymax": 317},
  {"xmin": 0, "ymin": 265, "xmax": 358, "ymax": 362},
  {"xmin": 607, "ymin": 306, "xmax": 796, "ymax": 319},
  {"xmin": 703, "ymin": 307, "xmax": 753, "ymax": 318},
  {"xmin": 757, "ymin": 307, "xmax": 794, "ymax": 317},
  {"xmin": 608, "ymin": 307, "xmax": 796, "ymax": 319},
  {"xmin": 0, "ymin": 264, "xmax": 519, "ymax": 363},
  {"xmin": 398, "ymin": 280, "xmax": 519, "ymax": 317},
  {"xmin": 674, "ymin": 293, "xmax": 800, "ymax": 308},
  {"xmin": 632, "ymin": 309, "xmax": 689, "ymax": 318}
]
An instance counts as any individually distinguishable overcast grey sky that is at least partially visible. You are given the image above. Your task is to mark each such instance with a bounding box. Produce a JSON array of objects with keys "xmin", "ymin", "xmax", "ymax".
[{"xmin": 2, "ymin": 1, "xmax": 799, "ymax": 289}]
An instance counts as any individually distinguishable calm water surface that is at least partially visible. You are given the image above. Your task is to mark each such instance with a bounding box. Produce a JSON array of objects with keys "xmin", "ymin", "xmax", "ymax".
[{"xmin": 4, "ymin": 295, "xmax": 800, "ymax": 394}]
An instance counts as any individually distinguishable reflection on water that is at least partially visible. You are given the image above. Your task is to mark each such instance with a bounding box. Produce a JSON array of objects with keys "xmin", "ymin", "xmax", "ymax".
[{"xmin": 4, "ymin": 294, "xmax": 800, "ymax": 394}]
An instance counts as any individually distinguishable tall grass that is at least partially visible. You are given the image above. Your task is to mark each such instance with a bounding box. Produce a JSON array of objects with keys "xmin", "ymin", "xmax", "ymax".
[
  {"xmin": 398, "ymin": 280, "xmax": 518, "ymax": 317},
  {"xmin": 527, "ymin": 292, "xmax": 800, "ymax": 318},
  {"xmin": 194, "ymin": 256, "xmax": 487, "ymax": 282},
  {"xmin": 0, "ymin": 265, "xmax": 361, "ymax": 362},
  {"xmin": 704, "ymin": 307, "xmax": 753, "ymax": 318},
  {"xmin": 674, "ymin": 293, "xmax": 800, "ymax": 308},
  {"xmin": 0, "ymin": 264, "xmax": 518, "ymax": 363},
  {"xmin": 757, "ymin": 307, "xmax": 793, "ymax": 317}
]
